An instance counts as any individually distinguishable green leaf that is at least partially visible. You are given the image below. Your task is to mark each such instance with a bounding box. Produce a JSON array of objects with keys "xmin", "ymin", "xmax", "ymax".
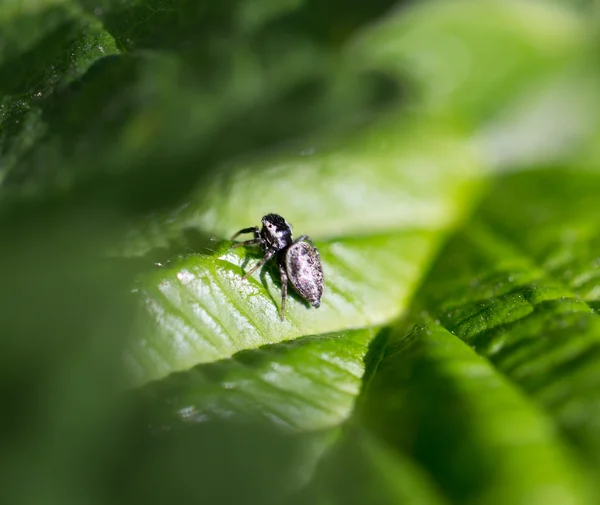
[
  {"xmin": 0, "ymin": 0, "xmax": 404, "ymax": 205},
  {"xmin": 345, "ymin": 168, "xmax": 600, "ymax": 504},
  {"xmin": 353, "ymin": 0, "xmax": 591, "ymax": 123},
  {"xmin": 295, "ymin": 428, "xmax": 450, "ymax": 505},
  {"xmin": 2, "ymin": 1, "xmax": 600, "ymax": 505},
  {"xmin": 126, "ymin": 117, "xmax": 483, "ymax": 383},
  {"xmin": 361, "ymin": 321, "xmax": 593, "ymax": 505},
  {"xmin": 122, "ymin": 115, "xmax": 481, "ymax": 252},
  {"xmin": 139, "ymin": 328, "xmax": 375, "ymax": 431},
  {"xmin": 129, "ymin": 230, "xmax": 443, "ymax": 383},
  {"xmin": 122, "ymin": 3, "xmax": 600, "ymax": 503},
  {"xmin": 405, "ymin": 169, "xmax": 600, "ymax": 470}
]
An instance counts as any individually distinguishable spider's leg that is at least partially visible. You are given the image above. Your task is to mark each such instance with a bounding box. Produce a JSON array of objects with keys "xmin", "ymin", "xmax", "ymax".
[
  {"xmin": 232, "ymin": 239, "xmax": 260, "ymax": 248},
  {"xmin": 278, "ymin": 261, "xmax": 288, "ymax": 321},
  {"xmin": 294, "ymin": 234, "xmax": 320, "ymax": 258},
  {"xmin": 242, "ymin": 248, "xmax": 275, "ymax": 280},
  {"xmin": 231, "ymin": 226, "xmax": 260, "ymax": 241},
  {"xmin": 293, "ymin": 234, "xmax": 313, "ymax": 245}
]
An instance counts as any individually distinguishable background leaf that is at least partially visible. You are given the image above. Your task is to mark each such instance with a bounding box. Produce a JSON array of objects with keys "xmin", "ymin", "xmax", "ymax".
[
  {"xmin": 361, "ymin": 322, "xmax": 592, "ymax": 505},
  {"xmin": 406, "ymin": 169, "xmax": 600, "ymax": 472},
  {"xmin": 1, "ymin": 0, "xmax": 600, "ymax": 504}
]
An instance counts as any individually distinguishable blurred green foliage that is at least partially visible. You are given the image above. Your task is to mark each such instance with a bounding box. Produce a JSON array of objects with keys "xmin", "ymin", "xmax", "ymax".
[{"xmin": 1, "ymin": 0, "xmax": 600, "ymax": 504}]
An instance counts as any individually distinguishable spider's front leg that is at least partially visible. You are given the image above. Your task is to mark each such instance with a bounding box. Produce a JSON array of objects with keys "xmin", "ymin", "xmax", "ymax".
[
  {"xmin": 231, "ymin": 226, "xmax": 260, "ymax": 248},
  {"xmin": 242, "ymin": 248, "xmax": 276, "ymax": 280}
]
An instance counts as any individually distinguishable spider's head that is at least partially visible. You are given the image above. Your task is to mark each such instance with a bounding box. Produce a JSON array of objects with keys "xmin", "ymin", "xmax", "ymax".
[{"xmin": 261, "ymin": 214, "xmax": 293, "ymax": 250}]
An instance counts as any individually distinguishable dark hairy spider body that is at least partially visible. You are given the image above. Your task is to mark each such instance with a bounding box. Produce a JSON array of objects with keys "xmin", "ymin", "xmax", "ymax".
[{"xmin": 231, "ymin": 214, "xmax": 324, "ymax": 320}]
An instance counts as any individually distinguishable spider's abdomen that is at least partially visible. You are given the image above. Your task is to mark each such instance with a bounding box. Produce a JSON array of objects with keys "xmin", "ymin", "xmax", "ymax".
[{"xmin": 285, "ymin": 241, "xmax": 324, "ymax": 308}]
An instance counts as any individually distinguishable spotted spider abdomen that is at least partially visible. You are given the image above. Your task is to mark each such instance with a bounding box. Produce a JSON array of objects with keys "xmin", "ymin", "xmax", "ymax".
[{"xmin": 285, "ymin": 241, "xmax": 324, "ymax": 308}]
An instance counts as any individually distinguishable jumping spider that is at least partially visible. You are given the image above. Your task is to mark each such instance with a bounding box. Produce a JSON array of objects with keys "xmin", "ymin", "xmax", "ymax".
[{"xmin": 231, "ymin": 213, "xmax": 324, "ymax": 321}]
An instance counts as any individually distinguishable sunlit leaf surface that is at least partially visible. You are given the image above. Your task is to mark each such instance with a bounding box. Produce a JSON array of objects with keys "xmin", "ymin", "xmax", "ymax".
[{"xmin": 1, "ymin": 1, "xmax": 600, "ymax": 505}]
